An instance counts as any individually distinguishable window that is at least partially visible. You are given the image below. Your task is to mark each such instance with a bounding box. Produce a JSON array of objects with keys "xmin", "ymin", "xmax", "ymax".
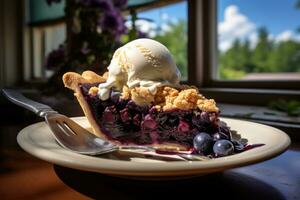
[
  {"xmin": 217, "ymin": 0, "xmax": 300, "ymax": 81},
  {"xmin": 23, "ymin": 0, "xmax": 66, "ymax": 81},
  {"xmin": 30, "ymin": 23, "xmax": 66, "ymax": 79},
  {"xmin": 188, "ymin": 0, "xmax": 300, "ymax": 90}
]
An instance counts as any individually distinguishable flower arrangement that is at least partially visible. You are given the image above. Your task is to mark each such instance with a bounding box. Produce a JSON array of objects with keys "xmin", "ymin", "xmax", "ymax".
[{"xmin": 45, "ymin": 0, "xmax": 129, "ymax": 92}]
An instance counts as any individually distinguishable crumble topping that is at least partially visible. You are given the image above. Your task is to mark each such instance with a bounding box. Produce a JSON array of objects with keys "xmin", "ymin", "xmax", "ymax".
[
  {"xmin": 131, "ymin": 87, "xmax": 155, "ymax": 105},
  {"xmin": 70, "ymin": 70, "xmax": 218, "ymax": 113},
  {"xmin": 88, "ymin": 86, "xmax": 99, "ymax": 96},
  {"xmin": 121, "ymin": 85, "xmax": 131, "ymax": 99},
  {"xmin": 119, "ymin": 85, "xmax": 219, "ymax": 112}
]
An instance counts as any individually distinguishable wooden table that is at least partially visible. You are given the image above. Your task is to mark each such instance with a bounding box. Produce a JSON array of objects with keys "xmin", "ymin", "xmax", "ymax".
[{"xmin": 54, "ymin": 145, "xmax": 300, "ymax": 200}]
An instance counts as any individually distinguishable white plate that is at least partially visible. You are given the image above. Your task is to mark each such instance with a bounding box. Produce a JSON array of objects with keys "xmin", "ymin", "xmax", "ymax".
[{"xmin": 17, "ymin": 117, "xmax": 290, "ymax": 177}]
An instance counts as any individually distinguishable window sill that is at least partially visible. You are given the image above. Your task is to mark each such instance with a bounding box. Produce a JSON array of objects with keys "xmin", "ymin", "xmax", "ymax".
[
  {"xmin": 200, "ymin": 87, "xmax": 300, "ymax": 106},
  {"xmin": 218, "ymin": 103, "xmax": 300, "ymax": 140}
]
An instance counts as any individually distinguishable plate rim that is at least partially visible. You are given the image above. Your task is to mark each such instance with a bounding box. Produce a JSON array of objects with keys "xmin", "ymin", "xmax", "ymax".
[{"xmin": 17, "ymin": 117, "xmax": 291, "ymax": 177}]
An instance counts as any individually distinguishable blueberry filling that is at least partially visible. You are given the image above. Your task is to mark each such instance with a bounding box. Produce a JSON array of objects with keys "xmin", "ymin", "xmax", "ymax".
[
  {"xmin": 80, "ymin": 83, "xmax": 223, "ymax": 147},
  {"xmin": 80, "ymin": 83, "xmax": 264, "ymax": 155}
]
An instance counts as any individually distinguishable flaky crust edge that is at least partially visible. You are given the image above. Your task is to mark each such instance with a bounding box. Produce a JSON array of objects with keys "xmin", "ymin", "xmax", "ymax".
[{"xmin": 63, "ymin": 71, "xmax": 110, "ymax": 141}]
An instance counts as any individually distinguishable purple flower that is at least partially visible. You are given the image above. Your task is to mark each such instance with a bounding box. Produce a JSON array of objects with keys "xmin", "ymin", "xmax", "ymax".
[
  {"xmin": 98, "ymin": 10, "xmax": 127, "ymax": 40},
  {"xmin": 45, "ymin": 45, "xmax": 65, "ymax": 70},
  {"xmin": 92, "ymin": 0, "xmax": 113, "ymax": 10}
]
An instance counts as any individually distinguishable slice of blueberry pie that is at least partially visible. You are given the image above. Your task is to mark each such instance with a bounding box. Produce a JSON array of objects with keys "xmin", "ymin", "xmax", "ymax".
[{"xmin": 63, "ymin": 39, "xmax": 232, "ymax": 153}]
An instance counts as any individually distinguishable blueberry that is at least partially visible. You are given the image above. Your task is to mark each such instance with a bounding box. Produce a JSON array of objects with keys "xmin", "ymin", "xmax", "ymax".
[
  {"xmin": 178, "ymin": 120, "xmax": 190, "ymax": 132},
  {"xmin": 213, "ymin": 140, "xmax": 234, "ymax": 157},
  {"xmin": 110, "ymin": 91, "xmax": 120, "ymax": 103},
  {"xmin": 133, "ymin": 114, "xmax": 141, "ymax": 126},
  {"xmin": 232, "ymin": 140, "xmax": 245, "ymax": 152},
  {"xmin": 102, "ymin": 106, "xmax": 117, "ymax": 123},
  {"xmin": 200, "ymin": 112, "xmax": 210, "ymax": 122},
  {"xmin": 213, "ymin": 132, "xmax": 229, "ymax": 141},
  {"xmin": 141, "ymin": 114, "xmax": 157, "ymax": 130},
  {"xmin": 158, "ymin": 114, "xmax": 179, "ymax": 130},
  {"xmin": 120, "ymin": 108, "xmax": 131, "ymax": 122},
  {"xmin": 193, "ymin": 132, "xmax": 213, "ymax": 155},
  {"xmin": 219, "ymin": 121, "xmax": 232, "ymax": 139}
]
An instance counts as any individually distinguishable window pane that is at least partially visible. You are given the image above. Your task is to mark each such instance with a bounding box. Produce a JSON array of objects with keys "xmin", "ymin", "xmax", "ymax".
[
  {"xmin": 217, "ymin": 0, "xmax": 300, "ymax": 80},
  {"xmin": 31, "ymin": 23, "xmax": 66, "ymax": 79},
  {"xmin": 29, "ymin": 0, "xmax": 65, "ymax": 23},
  {"xmin": 129, "ymin": 1, "xmax": 188, "ymax": 80}
]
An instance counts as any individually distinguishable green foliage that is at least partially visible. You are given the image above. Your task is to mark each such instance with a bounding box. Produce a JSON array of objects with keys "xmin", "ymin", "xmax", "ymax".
[
  {"xmin": 252, "ymin": 27, "xmax": 273, "ymax": 72},
  {"xmin": 152, "ymin": 19, "xmax": 300, "ymax": 80},
  {"xmin": 219, "ymin": 38, "xmax": 253, "ymax": 75},
  {"xmin": 268, "ymin": 41, "xmax": 300, "ymax": 72},
  {"xmin": 219, "ymin": 26, "xmax": 300, "ymax": 80},
  {"xmin": 154, "ymin": 20, "xmax": 188, "ymax": 79},
  {"xmin": 219, "ymin": 66, "xmax": 246, "ymax": 80},
  {"xmin": 269, "ymin": 99, "xmax": 300, "ymax": 116}
]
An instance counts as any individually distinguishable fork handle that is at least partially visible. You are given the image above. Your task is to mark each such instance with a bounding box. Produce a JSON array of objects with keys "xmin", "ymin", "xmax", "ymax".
[{"xmin": 2, "ymin": 89, "xmax": 57, "ymax": 117}]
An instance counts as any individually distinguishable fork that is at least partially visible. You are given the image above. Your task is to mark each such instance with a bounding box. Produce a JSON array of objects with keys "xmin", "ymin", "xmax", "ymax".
[{"xmin": 2, "ymin": 89, "xmax": 209, "ymax": 161}]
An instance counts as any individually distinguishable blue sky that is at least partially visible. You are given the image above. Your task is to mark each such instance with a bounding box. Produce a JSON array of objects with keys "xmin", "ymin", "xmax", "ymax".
[
  {"xmin": 138, "ymin": 0, "xmax": 300, "ymax": 35},
  {"xmin": 138, "ymin": 1, "xmax": 187, "ymax": 25},
  {"xmin": 218, "ymin": 0, "xmax": 300, "ymax": 51},
  {"xmin": 218, "ymin": 0, "xmax": 300, "ymax": 35},
  {"xmin": 130, "ymin": 2, "xmax": 187, "ymax": 37},
  {"xmin": 134, "ymin": 0, "xmax": 300, "ymax": 51}
]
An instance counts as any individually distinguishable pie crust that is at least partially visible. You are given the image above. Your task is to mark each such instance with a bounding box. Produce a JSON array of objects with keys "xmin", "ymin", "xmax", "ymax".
[{"xmin": 63, "ymin": 71, "xmax": 220, "ymax": 150}]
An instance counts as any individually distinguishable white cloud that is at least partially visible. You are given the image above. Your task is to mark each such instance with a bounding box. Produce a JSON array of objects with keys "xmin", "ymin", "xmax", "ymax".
[
  {"xmin": 170, "ymin": 17, "xmax": 178, "ymax": 24},
  {"xmin": 161, "ymin": 13, "xmax": 169, "ymax": 20},
  {"xmin": 125, "ymin": 17, "xmax": 179, "ymax": 38},
  {"xmin": 160, "ymin": 12, "xmax": 179, "ymax": 25},
  {"xmin": 125, "ymin": 19, "xmax": 158, "ymax": 37},
  {"xmin": 161, "ymin": 23, "xmax": 171, "ymax": 32},
  {"xmin": 219, "ymin": 5, "xmax": 300, "ymax": 52},
  {"xmin": 268, "ymin": 34, "xmax": 274, "ymax": 41},
  {"xmin": 275, "ymin": 30, "xmax": 300, "ymax": 43},
  {"xmin": 249, "ymin": 32, "xmax": 258, "ymax": 48},
  {"xmin": 218, "ymin": 5, "xmax": 256, "ymax": 51},
  {"xmin": 276, "ymin": 30, "xmax": 294, "ymax": 42}
]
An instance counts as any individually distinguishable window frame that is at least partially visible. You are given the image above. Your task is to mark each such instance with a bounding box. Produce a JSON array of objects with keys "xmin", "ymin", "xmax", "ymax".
[{"xmin": 187, "ymin": 0, "xmax": 300, "ymax": 105}]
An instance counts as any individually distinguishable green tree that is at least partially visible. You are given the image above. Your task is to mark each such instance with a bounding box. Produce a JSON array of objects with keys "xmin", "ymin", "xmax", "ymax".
[
  {"xmin": 219, "ymin": 39, "xmax": 252, "ymax": 79},
  {"xmin": 241, "ymin": 39, "xmax": 254, "ymax": 72},
  {"xmin": 252, "ymin": 27, "xmax": 273, "ymax": 72},
  {"xmin": 268, "ymin": 40, "xmax": 300, "ymax": 72},
  {"xmin": 220, "ymin": 39, "xmax": 243, "ymax": 71},
  {"xmin": 154, "ymin": 20, "xmax": 187, "ymax": 79}
]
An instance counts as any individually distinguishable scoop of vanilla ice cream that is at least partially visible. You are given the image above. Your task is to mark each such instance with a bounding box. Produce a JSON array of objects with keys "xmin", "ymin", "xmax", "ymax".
[{"xmin": 98, "ymin": 38, "xmax": 181, "ymax": 100}]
